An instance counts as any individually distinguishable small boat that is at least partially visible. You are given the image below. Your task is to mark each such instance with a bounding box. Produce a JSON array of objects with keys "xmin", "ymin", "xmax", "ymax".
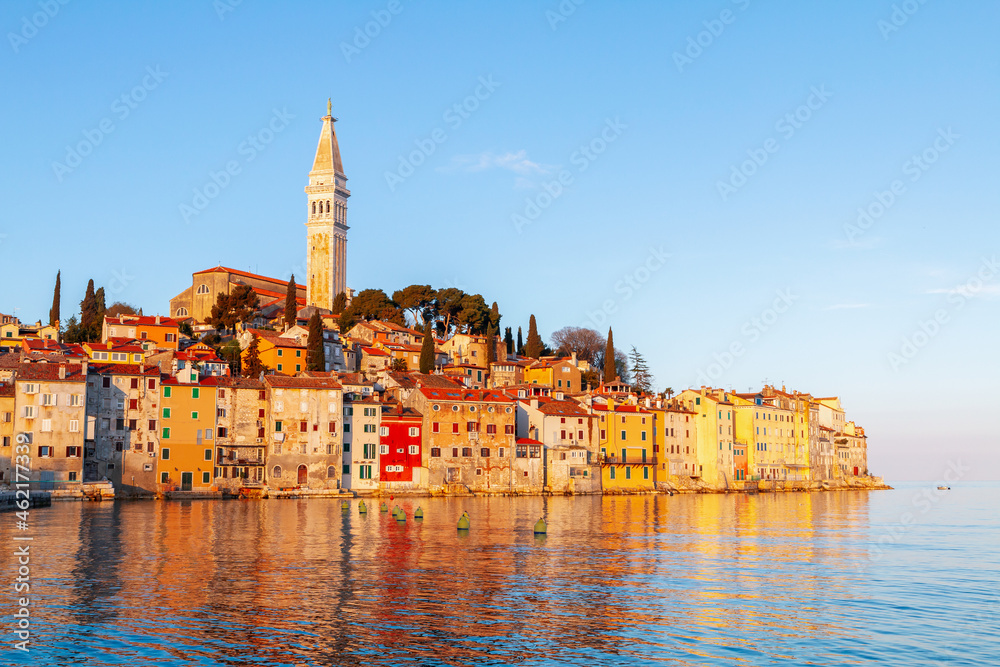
[{"xmin": 937, "ymin": 486, "xmax": 951, "ymax": 491}]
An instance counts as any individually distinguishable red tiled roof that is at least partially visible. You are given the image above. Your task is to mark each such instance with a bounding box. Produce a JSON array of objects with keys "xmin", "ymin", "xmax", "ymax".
[
  {"xmin": 88, "ymin": 363, "xmax": 161, "ymax": 376},
  {"xmin": 193, "ymin": 266, "xmax": 305, "ymax": 290},
  {"xmin": 104, "ymin": 315, "xmax": 179, "ymax": 328},
  {"xmin": 215, "ymin": 376, "xmax": 266, "ymax": 389},
  {"xmin": 534, "ymin": 399, "xmax": 594, "ymax": 417},
  {"xmin": 516, "ymin": 437, "xmax": 543, "ymax": 445},
  {"xmin": 264, "ymin": 375, "xmax": 343, "ymax": 390},
  {"xmin": 14, "ymin": 364, "xmax": 86, "ymax": 382},
  {"xmin": 247, "ymin": 329, "xmax": 307, "ymax": 349},
  {"xmin": 417, "ymin": 387, "xmax": 513, "ymax": 403}
]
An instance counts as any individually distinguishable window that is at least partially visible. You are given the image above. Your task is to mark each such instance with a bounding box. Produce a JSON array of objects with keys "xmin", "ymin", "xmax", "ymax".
[
  {"xmin": 379, "ymin": 426, "xmax": 389, "ymax": 436},
  {"xmin": 300, "ymin": 421, "xmax": 308, "ymax": 432},
  {"xmin": 363, "ymin": 424, "xmax": 376, "ymax": 433},
  {"xmin": 516, "ymin": 444, "xmax": 528, "ymax": 458},
  {"xmin": 462, "ymin": 447, "xmax": 472, "ymax": 457},
  {"xmin": 191, "ymin": 411, "xmax": 199, "ymax": 420},
  {"xmin": 504, "ymin": 425, "xmax": 514, "ymax": 435},
  {"xmin": 327, "ymin": 466, "xmax": 336, "ymax": 479},
  {"xmin": 625, "ymin": 467, "xmax": 631, "ymax": 480},
  {"xmin": 452, "ymin": 423, "xmax": 459, "ymax": 434},
  {"xmin": 161, "ymin": 472, "xmax": 169, "ymax": 483},
  {"xmin": 486, "ymin": 424, "xmax": 497, "ymax": 435},
  {"xmin": 272, "ymin": 465, "xmax": 282, "ymax": 478},
  {"xmin": 66, "ymin": 446, "xmax": 81, "ymax": 458},
  {"xmin": 610, "ymin": 467, "xmax": 616, "ymax": 480},
  {"xmin": 68, "ymin": 419, "xmax": 80, "ymax": 433},
  {"xmin": 204, "ymin": 449, "xmax": 212, "ymax": 461},
  {"xmin": 162, "ymin": 448, "xmax": 170, "ymax": 459},
  {"xmin": 408, "ymin": 445, "xmax": 418, "ymax": 455},
  {"xmin": 363, "ymin": 443, "xmax": 376, "ymax": 459},
  {"xmin": 430, "ymin": 447, "xmax": 441, "ymax": 457},
  {"xmin": 162, "ymin": 427, "xmax": 170, "ymax": 439},
  {"xmin": 275, "ymin": 421, "xmax": 283, "ymax": 432},
  {"xmin": 643, "ymin": 467, "xmax": 649, "ymax": 480},
  {"xmin": 197, "ymin": 284, "xmax": 210, "ymax": 294},
  {"xmin": 192, "ymin": 388, "xmax": 200, "ymax": 399},
  {"xmin": 40, "ymin": 419, "xmax": 52, "ymax": 432},
  {"xmin": 201, "ymin": 471, "xmax": 210, "ymax": 484},
  {"xmin": 359, "ymin": 465, "xmax": 373, "ymax": 480},
  {"xmin": 621, "ymin": 430, "xmax": 627, "ymax": 440},
  {"xmin": 129, "ymin": 419, "xmax": 137, "ymax": 431},
  {"xmin": 452, "ymin": 448, "xmax": 459, "ymax": 457},
  {"xmin": 163, "ymin": 386, "xmax": 171, "ymax": 398},
  {"xmin": 480, "ymin": 448, "xmax": 490, "ymax": 457},
  {"xmin": 641, "ymin": 431, "xmax": 647, "ymax": 441},
  {"xmin": 23, "ymin": 406, "xmax": 36, "ymax": 419}
]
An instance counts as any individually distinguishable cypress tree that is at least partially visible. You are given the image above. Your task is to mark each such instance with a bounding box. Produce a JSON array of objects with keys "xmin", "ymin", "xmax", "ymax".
[
  {"xmin": 516, "ymin": 327, "xmax": 524, "ymax": 356},
  {"xmin": 332, "ymin": 291, "xmax": 347, "ymax": 315},
  {"xmin": 486, "ymin": 325, "xmax": 497, "ymax": 366},
  {"xmin": 603, "ymin": 327, "xmax": 616, "ymax": 383},
  {"xmin": 284, "ymin": 275, "xmax": 297, "ymax": 329},
  {"xmin": 243, "ymin": 333, "xmax": 264, "ymax": 378},
  {"xmin": 306, "ymin": 312, "xmax": 325, "ymax": 371},
  {"xmin": 49, "ymin": 271, "xmax": 61, "ymax": 329},
  {"xmin": 525, "ymin": 315, "xmax": 542, "ymax": 359},
  {"xmin": 418, "ymin": 321, "xmax": 435, "ymax": 373},
  {"xmin": 503, "ymin": 327, "xmax": 513, "ymax": 355},
  {"xmin": 80, "ymin": 279, "xmax": 97, "ymax": 339}
]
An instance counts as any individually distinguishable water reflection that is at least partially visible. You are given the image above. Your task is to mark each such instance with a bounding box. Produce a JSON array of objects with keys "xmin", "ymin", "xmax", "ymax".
[{"xmin": 5, "ymin": 488, "xmax": 1000, "ymax": 665}]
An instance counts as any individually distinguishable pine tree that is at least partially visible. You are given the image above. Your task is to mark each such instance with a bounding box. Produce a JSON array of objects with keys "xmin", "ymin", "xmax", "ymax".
[
  {"xmin": 243, "ymin": 333, "xmax": 264, "ymax": 378},
  {"xmin": 629, "ymin": 346, "xmax": 653, "ymax": 394},
  {"xmin": 306, "ymin": 312, "xmax": 325, "ymax": 372},
  {"xmin": 503, "ymin": 327, "xmax": 513, "ymax": 355},
  {"xmin": 525, "ymin": 315, "xmax": 543, "ymax": 359},
  {"xmin": 80, "ymin": 280, "xmax": 97, "ymax": 341},
  {"xmin": 418, "ymin": 321, "xmax": 435, "ymax": 373},
  {"xmin": 516, "ymin": 327, "xmax": 524, "ymax": 356},
  {"xmin": 49, "ymin": 271, "xmax": 61, "ymax": 329},
  {"xmin": 603, "ymin": 327, "xmax": 616, "ymax": 383},
  {"xmin": 284, "ymin": 275, "xmax": 297, "ymax": 329}
]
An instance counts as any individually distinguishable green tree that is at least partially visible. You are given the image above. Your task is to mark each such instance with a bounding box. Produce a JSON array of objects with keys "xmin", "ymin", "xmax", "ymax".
[
  {"xmin": 525, "ymin": 315, "xmax": 543, "ymax": 359},
  {"xmin": 219, "ymin": 340, "xmax": 242, "ymax": 376},
  {"xmin": 332, "ymin": 291, "xmax": 348, "ymax": 315},
  {"xmin": 516, "ymin": 327, "xmax": 524, "ymax": 356},
  {"xmin": 344, "ymin": 288, "xmax": 395, "ymax": 321},
  {"xmin": 207, "ymin": 285, "xmax": 260, "ymax": 333},
  {"xmin": 457, "ymin": 294, "xmax": 490, "ymax": 334},
  {"xmin": 603, "ymin": 327, "xmax": 616, "ymax": 383},
  {"xmin": 49, "ymin": 271, "xmax": 60, "ymax": 329},
  {"xmin": 486, "ymin": 325, "xmax": 497, "ymax": 366},
  {"xmin": 63, "ymin": 316, "xmax": 83, "ymax": 344},
  {"xmin": 306, "ymin": 312, "xmax": 325, "ymax": 371},
  {"xmin": 390, "ymin": 357, "xmax": 408, "ymax": 372},
  {"xmin": 503, "ymin": 327, "xmax": 513, "ymax": 355},
  {"xmin": 435, "ymin": 287, "xmax": 465, "ymax": 335},
  {"xmin": 489, "ymin": 301, "xmax": 501, "ymax": 331},
  {"xmin": 242, "ymin": 333, "xmax": 264, "ymax": 378},
  {"xmin": 629, "ymin": 346, "xmax": 653, "ymax": 394},
  {"xmin": 393, "ymin": 284, "xmax": 436, "ymax": 325},
  {"xmin": 80, "ymin": 279, "xmax": 97, "ymax": 339},
  {"xmin": 106, "ymin": 302, "xmax": 140, "ymax": 317},
  {"xmin": 284, "ymin": 275, "xmax": 298, "ymax": 329},
  {"xmin": 418, "ymin": 321, "xmax": 435, "ymax": 373}
]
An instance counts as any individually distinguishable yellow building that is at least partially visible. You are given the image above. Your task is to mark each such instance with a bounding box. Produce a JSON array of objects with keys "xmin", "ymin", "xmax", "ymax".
[
  {"xmin": 523, "ymin": 357, "xmax": 582, "ymax": 393},
  {"xmin": 0, "ymin": 382, "xmax": 15, "ymax": 484},
  {"xmin": 594, "ymin": 400, "xmax": 656, "ymax": 491},
  {"xmin": 0, "ymin": 322, "xmax": 59, "ymax": 349},
  {"xmin": 241, "ymin": 329, "xmax": 308, "ymax": 376},
  {"xmin": 677, "ymin": 388, "xmax": 735, "ymax": 488},
  {"xmin": 83, "ymin": 341, "xmax": 146, "ymax": 365},
  {"xmin": 732, "ymin": 387, "xmax": 806, "ymax": 483},
  {"xmin": 157, "ymin": 370, "xmax": 219, "ymax": 492}
]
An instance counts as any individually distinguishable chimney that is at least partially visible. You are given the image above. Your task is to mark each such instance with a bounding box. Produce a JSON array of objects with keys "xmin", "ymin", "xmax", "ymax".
[
  {"xmin": 156, "ymin": 315, "xmax": 161, "ymax": 325},
  {"xmin": 58, "ymin": 364, "xmax": 66, "ymax": 380},
  {"xmin": 530, "ymin": 398, "xmax": 539, "ymax": 410},
  {"xmin": 571, "ymin": 351, "xmax": 577, "ymax": 366},
  {"xmin": 608, "ymin": 398, "xmax": 616, "ymax": 412}
]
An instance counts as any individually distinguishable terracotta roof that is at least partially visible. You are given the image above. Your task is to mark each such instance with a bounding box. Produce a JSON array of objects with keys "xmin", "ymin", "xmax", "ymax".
[
  {"xmin": 417, "ymin": 388, "xmax": 513, "ymax": 403},
  {"xmin": 247, "ymin": 329, "xmax": 307, "ymax": 349},
  {"xmin": 193, "ymin": 266, "xmax": 305, "ymax": 290},
  {"xmin": 14, "ymin": 364, "xmax": 86, "ymax": 382},
  {"xmin": 534, "ymin": 399, "xmax": 594, "ymax": 417},
  {"xmin": 104, "ymin": 315, "xmax": 179, "ymax": 328},
  {"xmin": 215, "ymin": 376, "xmax": 266, "ymax": 389},
  {"xmin": 380, "ymin": 402, "xmax": 422, "ymax": 419},
  {"xmin": 361, "ymin": 346, "xmax": 390, "ymax": 356},
  {"xmin": 264, "ymin": 375, "xmax": 343, "ymax": 390},
  {"xmin": 88, "ymin": 364, "xmax": 161, "ymax": 376},
  {"xmin": 0, "ymin": 383, "xmax": 15, "ymax": 397}
]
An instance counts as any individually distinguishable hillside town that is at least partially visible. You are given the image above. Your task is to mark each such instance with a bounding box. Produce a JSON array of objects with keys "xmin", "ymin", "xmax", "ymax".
[{"xmin": 0, "ymin": 101, "xmax": 882, "ymax": 499}]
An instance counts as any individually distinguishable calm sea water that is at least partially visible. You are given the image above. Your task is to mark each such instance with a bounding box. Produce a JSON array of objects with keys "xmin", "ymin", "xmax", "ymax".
[{"xmin": 2, "ymin": 483, "xmax": 998, "ymax": 666}]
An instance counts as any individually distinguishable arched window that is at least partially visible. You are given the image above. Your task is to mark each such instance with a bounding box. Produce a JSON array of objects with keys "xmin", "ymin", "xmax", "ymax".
[
  {"xmin": 311, "ymin": 202, "xmax": 316, "ymax": 215},
  {"xmin": 327, "ymin": 466, "xmax": 336, "ymax": 479},
  {"xmin": 175, "ymin": 308, "xmax": 188, "ymax": 317},
  {"xmin": 326, "ymin": 200, "xmax": 331, "ymax": 213},
  {"xmin": 272, "ymin": 465, "xmax": 281, "ymax": 478},
  {"xmin": 196, "ymin": 284, "xmax": 210, "ymax": 295}
]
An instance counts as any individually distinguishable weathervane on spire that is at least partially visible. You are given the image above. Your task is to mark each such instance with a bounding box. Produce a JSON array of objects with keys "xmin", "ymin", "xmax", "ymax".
[{"xmin": 327, "ymin": 98, "xmax": 332, "ymax": 116}]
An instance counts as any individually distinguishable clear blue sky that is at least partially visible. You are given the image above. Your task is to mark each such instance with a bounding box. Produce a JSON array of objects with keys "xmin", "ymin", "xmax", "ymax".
[{"xmin": 1, "ymin": 1, "xmax": 997, "ymax": 480}]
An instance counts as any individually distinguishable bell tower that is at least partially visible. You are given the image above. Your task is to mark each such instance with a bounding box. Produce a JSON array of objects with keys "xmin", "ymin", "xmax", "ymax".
[{"xmin": 305, "ymin": 98, "xmax": 350, "ymax": 311}]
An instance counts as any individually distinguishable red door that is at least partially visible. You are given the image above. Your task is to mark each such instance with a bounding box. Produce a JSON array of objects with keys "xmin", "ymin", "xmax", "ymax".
[{"xmin": 297, "ymin": 465, "xmax": 308, "ymax": 485}]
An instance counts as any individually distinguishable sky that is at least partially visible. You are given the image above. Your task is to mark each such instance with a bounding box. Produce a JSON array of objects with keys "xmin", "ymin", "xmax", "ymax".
[{"xmin": 1, "ymin": 1, "xmax": 997, "ymax": 480}]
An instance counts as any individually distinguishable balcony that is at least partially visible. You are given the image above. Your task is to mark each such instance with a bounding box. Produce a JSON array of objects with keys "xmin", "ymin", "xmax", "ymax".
[{"xmin": 600, "ymin": 455, "xmax": 657, "ymax": 466}]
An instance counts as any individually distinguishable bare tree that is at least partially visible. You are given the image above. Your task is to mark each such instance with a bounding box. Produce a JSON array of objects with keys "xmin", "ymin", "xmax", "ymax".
[{"xmin": 550, "ymin": 326, "xmax": 604, "ymax": 364}]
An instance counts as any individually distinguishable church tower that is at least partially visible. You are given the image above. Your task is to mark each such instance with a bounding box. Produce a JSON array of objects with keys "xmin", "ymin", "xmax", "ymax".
[{"xmin": 305, "ymin": 99, "xmax": 350, "ymax": 311}]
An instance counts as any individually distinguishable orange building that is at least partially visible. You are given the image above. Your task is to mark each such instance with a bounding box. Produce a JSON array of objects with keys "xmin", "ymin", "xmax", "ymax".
[
  {"xmin": 157, "ymin": 371, "xmax": 220, "ymax": 492},
  {"xmin": 102, "ymin": 315, "xmax": 181, "ymax": 350},
  {"xmin": 242, "ymin": 329, "xmax": 308, "ymax": 376}
]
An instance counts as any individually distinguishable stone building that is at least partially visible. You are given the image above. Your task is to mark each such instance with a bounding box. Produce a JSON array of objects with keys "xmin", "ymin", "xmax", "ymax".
[
  {"xmin": 407, "ymin": 387, "xmax": 529, "ymax": 494},
  {"xmin": 214, "ymin": 377, "xmax": 268, "ymax": 493},
  {"xmin": 651, "ymin": 402, "xmax": 699, "ymax": 481},
  {"xmin": 305, "ymin": 99, "xmax": 350, "ymax": 311},
  {"xmin": 263, "ymin": 375, "xmax": 343, "ymax": 490},
  {"xmin": 169, "ymin": 266, "xmax": 305, "ymax": 324},
  {"xmin": 343, "ymin": 394, "xmax": 381, "ymax": 492},
  {"xmin": 84, "ymin": 363, "xmax": 162, "ymax": 495},
  {"xmin": 516, "ymin": 396, "xmax": 601, "ymax": 494},
  {"xmin": 12, "ymin": 363, "xmax": 88, "ymax": 487}
]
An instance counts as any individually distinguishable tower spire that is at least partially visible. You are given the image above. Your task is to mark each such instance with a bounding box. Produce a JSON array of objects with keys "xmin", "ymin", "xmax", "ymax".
[{"xmin": 327, "ymin": 97, "xmax": 332, "ymax": 117}]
